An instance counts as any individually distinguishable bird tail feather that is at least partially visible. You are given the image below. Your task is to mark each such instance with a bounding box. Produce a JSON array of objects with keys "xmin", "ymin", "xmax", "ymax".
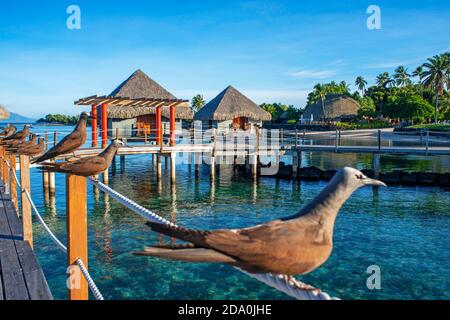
[
  {"xmin": 37, "ymin": 163, "xmax": 67, "ymax": 174},
  {"xmin": 133, "ymin": 247, "xmax": 237, "ymax": 264},
  {"xmin": 146, "ymin": 222, "xmax": 211, "ymax": 247}
]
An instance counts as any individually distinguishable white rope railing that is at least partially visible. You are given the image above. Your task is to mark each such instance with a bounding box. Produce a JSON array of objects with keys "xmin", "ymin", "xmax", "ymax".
[
  {"xmin": 3, "ymin": 158, "xmax": 104, "ymax": 300},
  {"xmin": 88, "ymin": 177, "xmax": 338, "ymax": 300}
]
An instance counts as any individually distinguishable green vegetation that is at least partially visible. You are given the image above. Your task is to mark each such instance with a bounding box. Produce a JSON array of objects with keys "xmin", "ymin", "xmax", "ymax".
[
  {"xmin": 260, "ymin": 102, "xmax": 299, "ymax": 123},
  {"xmin": 191, "ymin": 94, "xmax": 206, "ymax": 112},
  {"xmin": 407, "ymin": 124, "xmax": 450, "ymax": 132},
  {"xmin": 305, "ymin": 81, "xmax": 351, "ymax": 107},
  {"xmin": 335, "ymin": 120, "xmax": 392, "ymax": 130},
  {"xmin": 302, "ymin": 52, "xmax": 450, "ymax": 126},
  {"xmin": 37, "ymin": 114, "xmax": 81, "ymax": 125}
]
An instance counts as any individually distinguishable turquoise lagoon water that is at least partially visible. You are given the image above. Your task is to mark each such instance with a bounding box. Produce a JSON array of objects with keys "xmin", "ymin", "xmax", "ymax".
[{"xmin": 9, "ymin": 125, "xmax": 450, "ymax": 299}]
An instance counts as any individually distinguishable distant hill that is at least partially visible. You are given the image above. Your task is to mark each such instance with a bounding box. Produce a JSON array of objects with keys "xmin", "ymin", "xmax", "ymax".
[{"xmin": 1, "ymin": 112, "xmax": 36, "ymax": 123}]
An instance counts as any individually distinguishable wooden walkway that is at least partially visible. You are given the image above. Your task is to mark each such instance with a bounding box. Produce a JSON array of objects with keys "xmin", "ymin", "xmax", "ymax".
[
  {"xmin": 60, "ymin": 143, "xmax": 450, "ymax": 159},
  {"xmin": 0, "ymin": 181, "xmax": 52, "ymax": 300}
]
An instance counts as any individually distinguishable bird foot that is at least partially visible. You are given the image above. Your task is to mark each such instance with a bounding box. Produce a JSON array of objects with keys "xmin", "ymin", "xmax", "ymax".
[{"xmin": 284, "ymin": 275, "xmax": 322, "ymax": 295}]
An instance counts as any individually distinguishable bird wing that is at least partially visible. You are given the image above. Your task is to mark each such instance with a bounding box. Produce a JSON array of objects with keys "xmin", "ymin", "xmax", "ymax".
[
  {"xmin": 148, "ymin": 219, "xmax": 310, "ymax": 263},
  {"xmin": 38, "ymin": 130, "xmax": 85, "ymax": 162},
  {"xmin": 58, "ymin": 156, "xmax": 107, "ymax": 176}
]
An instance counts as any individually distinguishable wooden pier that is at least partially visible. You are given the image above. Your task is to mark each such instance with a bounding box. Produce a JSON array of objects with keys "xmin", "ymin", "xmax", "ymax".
[{"xmin": 0, "ymin": 180, "xmax": 52, "ymax": 300}]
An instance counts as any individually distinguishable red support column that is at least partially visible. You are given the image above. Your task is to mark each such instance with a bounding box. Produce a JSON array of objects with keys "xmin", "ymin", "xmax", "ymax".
[
  {"xmin": 156, "ymin": 105, "xmax": 162, "ymax": 146},
  {"xmin": 91, "ymin": 105, "xmax": 98, "ymax": 147},
  {"xmin": 169, "ymin": 105, "xmax": 176, "ymax": 146},
  {"xmin": 101, "ymin": 104, "xmax": 108, "ymax": 148}
]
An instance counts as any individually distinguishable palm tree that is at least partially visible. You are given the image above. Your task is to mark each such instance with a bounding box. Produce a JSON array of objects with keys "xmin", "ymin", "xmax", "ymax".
[
  {"xmin": 412, "ymin": 66, "xmax": 425, "ymax": 97},
  {"xmin": 421, "ymin": 53, "xmax": 450, "ymax": 123},
  {"xmin": 355, "ymin": 76, "xmax": 368, "ymax": 95},
  {"xmin": 313, "ymin": 83, "xmax": 328, "ymax": 109},
  {"xmin": 191, "ymin": 94, "xmax": 206, "ymax": 112},
  {"xmin": 394, "ymin": 66, "xmax": 411, "ymax": 87},
  {"xmin": 376, "ymin": 72, "xmax": 395, "ymax": 88}
]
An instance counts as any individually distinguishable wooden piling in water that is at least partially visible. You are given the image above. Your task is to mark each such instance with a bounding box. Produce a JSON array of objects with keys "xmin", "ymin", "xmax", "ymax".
[
  {"xmin": 157, "ymin": 154, "xmax": 162, "ymax": 179},
  {"xmin": 66, "ymin": 174, "xmax": 88, "ymax": 300},
  {"xmin": 373, "ymin": 153, "xmax": 381, "ymax": 179},
  {"xmin": 171, "ymin": 152, "xmax": 176, "ymax": 184},
  {"xmin": 19, "ymin": 155, "xmax": 33, "ymax": 248},
  {"xmin": 103, "ymin": 169, "xmax": 109, "ymax": 184},
  {"xmin": 377, "ymin": 130, "xmax": 381, "ymax": 152}
]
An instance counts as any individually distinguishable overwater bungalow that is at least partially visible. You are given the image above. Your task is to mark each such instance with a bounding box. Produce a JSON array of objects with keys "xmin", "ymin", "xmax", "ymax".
[
  {"xmin": 194, "ymin": 85, "xmax": 271, "ymax": 133},
  {"xmin": 303, "ymin": 94, "xmax": 360, "ymax": 122},
  {"xmin": 101, "ymin": 69, "xmax": 193, "ymax": 138}
]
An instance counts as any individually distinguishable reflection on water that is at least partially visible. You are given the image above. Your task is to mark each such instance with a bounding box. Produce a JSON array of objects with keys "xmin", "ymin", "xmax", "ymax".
[{"xmin": 28, "ymin": 151, "xmax": 450, "ymax": 300}]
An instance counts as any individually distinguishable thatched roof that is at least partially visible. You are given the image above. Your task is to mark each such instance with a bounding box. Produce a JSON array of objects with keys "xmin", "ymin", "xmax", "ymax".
[
  {"xmin": 303, "ymin": 94, "xmax": 360, "ymax": 120},
  {"xmin": 105, "ymin": 70, "xmax": 193, "ymax": 120},
  {"xmin": 109, "ymin": 69, "xmax": 176, "ymax": 100},
  {"xmin": 194, "ymin": 86, "xmax": 272, "ymax": 121},
  {"xmin": 0, "ymin": 105, "xmax": 10, "ymax": 119}
]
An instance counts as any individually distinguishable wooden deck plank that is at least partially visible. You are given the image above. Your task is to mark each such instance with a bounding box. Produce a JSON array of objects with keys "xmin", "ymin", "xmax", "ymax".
[
  {"xmin": 14, "ymin": 241, "xmax": 53, "ymax": 300},
  {"xmin": 0, "ymin": 180, "xmax": 53, "ymax": 300}
]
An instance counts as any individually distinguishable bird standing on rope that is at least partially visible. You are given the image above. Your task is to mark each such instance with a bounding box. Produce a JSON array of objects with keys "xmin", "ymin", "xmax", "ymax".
[
  {"xmin": 32, "ymin": 111, "xmax": 93, "ymax": 163},
  {"xmin": 134, "ymin": 167, "xmax": 386, "ymax": 289},
  {"xmin": 38, "ymin": 139, "xmax": 127, "ymax": 177}
]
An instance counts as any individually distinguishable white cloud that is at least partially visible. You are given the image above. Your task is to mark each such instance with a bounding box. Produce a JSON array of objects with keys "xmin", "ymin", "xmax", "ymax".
[{"xmin": 290, "ymin": 69, "xmax": 337, "ymax": 79}]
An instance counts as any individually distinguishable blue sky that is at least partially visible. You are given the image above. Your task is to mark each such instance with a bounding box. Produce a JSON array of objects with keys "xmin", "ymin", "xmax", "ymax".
[{"xmin": 0, "ymin": 0, "xmax": 449, "ymax": 118}]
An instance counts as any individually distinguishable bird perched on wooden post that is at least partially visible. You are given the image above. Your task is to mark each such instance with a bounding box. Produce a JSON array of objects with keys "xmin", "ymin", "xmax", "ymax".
[
  {"xmin": 0, "ymin": 124, "xmax": 32, "ymax": 145},
  {"xmin": 0, "ymin": 124, "xmax": 17, "ymax": 138},
  {"xmin": 10, "ymin": 137, "xmax": 45, "ymax": 158},
  {"xmin": 134, "ymin": 167, "xmax": 386, "ymax": 284},
  {"xmin": 38, "ymin": 139, "xmax": 128, "ymax": 177},
  {"xmin": 7, "ymin": 134, "xmax": 37, "ymax": 152},
  {"xmin": 32, "ymin": 111, "xmax": 93, "ymax": 163}
]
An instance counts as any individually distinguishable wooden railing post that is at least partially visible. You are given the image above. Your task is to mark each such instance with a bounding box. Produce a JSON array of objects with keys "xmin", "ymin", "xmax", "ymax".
[
  {"xmin": 3, "ymin": 150, "xmax": 9, "ymax": 193},
  {"xmin": 19, "ymin": 155, "xmax": 32, "ymax": 247},
  {"xmin": 0, "ymin": 146, "xmax": 3, "ymax": 181},
  {"xmin": 66, "ymin": 174, "xmax": 88, "ymax": 300},
  {"xmin": 9, "ymin": 153, "xmax": 18, "ymax": 212}
]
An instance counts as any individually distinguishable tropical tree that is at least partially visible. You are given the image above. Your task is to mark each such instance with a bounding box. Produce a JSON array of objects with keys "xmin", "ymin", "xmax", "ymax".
[
  {"xmin": 357, "ymin": 96, "xmax": 377, "ymax": 118},
  {"xmin": 394, "ymin": 66, "xmax": 411, "ymax": 88},
  {"xmin": 412, "ymin": 66, "xmax": 425, "ymax": 97},
  {"xmin": 355, "ymin": 76, "xmax": 368, "ymax": 96},
  {"xmin": 376, "ymin": 72, "xmax": 395, "ymax": 88},
  {"xmin": 314, "ymin": 83, "xmax": 327, "ymax": 110},
  {"xmin": 421, "ymin": 53, "xmax": 450, "ymax": 123},
  {"xmin": 191, "ymin": 94, "xmax": 206, "ymax": 112}
]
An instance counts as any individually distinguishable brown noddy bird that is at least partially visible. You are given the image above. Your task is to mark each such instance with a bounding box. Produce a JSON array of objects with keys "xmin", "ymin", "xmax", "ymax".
[
  {"xmin": 33, "ymin": 112, "xmax": 93, "ymax": 163},
  {"xmin": 7, "ymin": 134, "xmax": 37, "ymax": 152},
  {"xmin": 134, "ymin": 167, "xmax": 386, "ymax": 277},
  {"xmin": 0, "ymin": 124, "xmax": 17, "ymax": 138},
  {"xmin": 0, "ymin": 124, "xmax": 32, "ymax": 144},
  {"xmin": 11, "ymin": 137, "xmax": 45, "ymax": 157},
  {"xmin": 38, "ymin": 139, "xmax": 126, "ymax": 177}
]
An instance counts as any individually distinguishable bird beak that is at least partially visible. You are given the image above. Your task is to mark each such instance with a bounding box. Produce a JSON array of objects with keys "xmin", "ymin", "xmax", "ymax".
[{"xmin": 362, "ymin": 178, "xmax": 387, "ymax": 187}]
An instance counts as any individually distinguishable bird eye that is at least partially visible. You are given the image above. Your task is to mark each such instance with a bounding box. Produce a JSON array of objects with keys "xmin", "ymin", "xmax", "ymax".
[{"xmin": 355, "ymin": 174, "xmax": 363, "ymax": 180}]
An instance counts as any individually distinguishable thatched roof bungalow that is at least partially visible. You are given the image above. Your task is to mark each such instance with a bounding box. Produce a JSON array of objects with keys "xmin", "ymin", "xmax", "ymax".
[
  {"xmin": 194, "ymin": 85, "xmax": 271, "ymax": 133},
  {"xmin": 303, "ymin": 94, "xmax": 360, "ymax": 121},
  {"xmin": 104, "ymin": 70, "xmax": 193, "ymax": 137}
]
